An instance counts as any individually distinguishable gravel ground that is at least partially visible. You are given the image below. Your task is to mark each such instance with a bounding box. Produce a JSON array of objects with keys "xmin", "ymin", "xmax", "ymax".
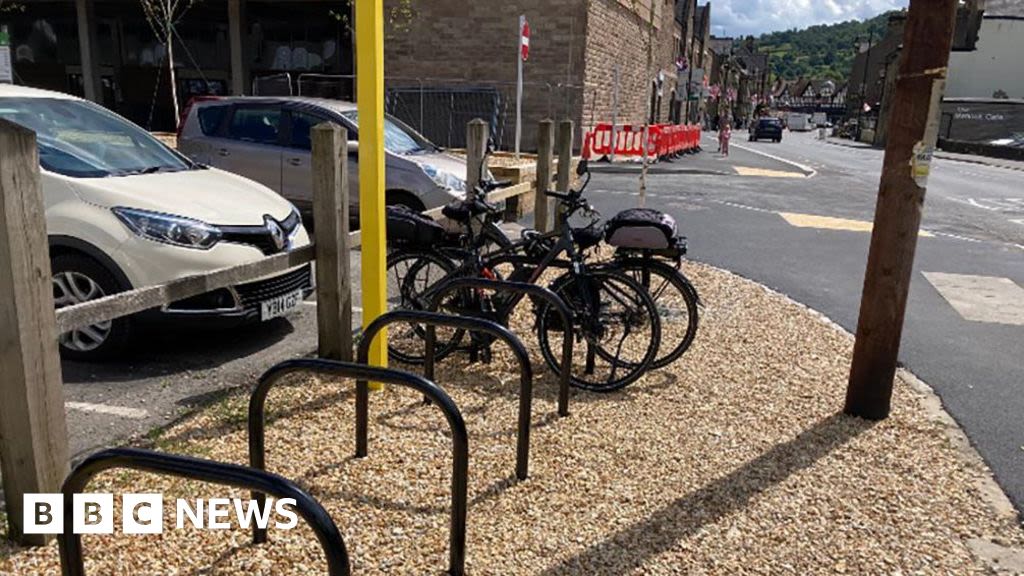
[{"xmin": 3, "ymin": 261, "xmax": 1023, "ymax": 575}]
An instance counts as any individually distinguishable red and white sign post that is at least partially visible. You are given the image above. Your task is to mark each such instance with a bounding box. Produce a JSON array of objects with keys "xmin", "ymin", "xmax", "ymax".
[{"xmin": 515, "ymin": 16, "xmax": 529, "ymax": 158}]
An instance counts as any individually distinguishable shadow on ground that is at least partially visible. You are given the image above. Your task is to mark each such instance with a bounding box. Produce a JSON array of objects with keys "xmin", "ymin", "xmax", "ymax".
[
  {"xmin": 537, "ymin": 412, "xmax": 874, "ymax": 575},
  {"xmin": 60, "ymin": 318, "xmax": 296, "ymax": 385}
]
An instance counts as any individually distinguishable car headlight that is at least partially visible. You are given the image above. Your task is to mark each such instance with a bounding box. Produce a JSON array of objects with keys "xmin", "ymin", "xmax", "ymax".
[
  {"xmin": 421, "ymin": 164, "xmax": 466, "ymax": 192},
  {"xmin": 113, "ymin": 207, "xmax": 222, "ymax": 250}
]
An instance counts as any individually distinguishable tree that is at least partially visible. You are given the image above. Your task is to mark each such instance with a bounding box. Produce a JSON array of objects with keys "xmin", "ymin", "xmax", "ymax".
[
  {"xmin": 140, "ymin": 0, "xmax": 201, "ymax": 122},
  {"xmin": 333, "ymin": 0, "xmax": 417, "ymax": 38},
  {"xmin": 0, "ymin": 0, "xmax": 24, "ymax": 13}
]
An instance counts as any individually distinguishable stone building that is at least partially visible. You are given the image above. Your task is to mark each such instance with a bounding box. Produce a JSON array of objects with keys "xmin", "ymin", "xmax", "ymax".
[
  {"xmin": 386, "ymin": 0, "xmax": 710, "ymax": 150},
  {"xmin": 848, "ymin": 0, "xmax": 1018, "ymax": 146}
]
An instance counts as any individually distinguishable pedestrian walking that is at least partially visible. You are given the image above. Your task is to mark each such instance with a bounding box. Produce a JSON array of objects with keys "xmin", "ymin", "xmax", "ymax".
[{"xmin": 719, "ymin": 122, "xmax": 731, "ymax": 157}]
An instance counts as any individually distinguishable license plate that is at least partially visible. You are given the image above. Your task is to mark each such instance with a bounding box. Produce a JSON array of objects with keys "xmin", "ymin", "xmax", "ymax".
[{"xmin": 261, "ymin": 289, "xmax": 304, "ymax": 321}]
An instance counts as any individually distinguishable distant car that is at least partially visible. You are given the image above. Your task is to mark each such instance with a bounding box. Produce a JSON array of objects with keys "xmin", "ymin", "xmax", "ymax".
[
  {"xmin": 0, "ymin": 85, "xmax": 313, "ymax": 361},
  {"xmin": 750, "ymin": 118, "xmax": 784, "ymax": 142},
  {"xmin": 178, "ymin": 96, "xmax": 476, "ymax": 224}
]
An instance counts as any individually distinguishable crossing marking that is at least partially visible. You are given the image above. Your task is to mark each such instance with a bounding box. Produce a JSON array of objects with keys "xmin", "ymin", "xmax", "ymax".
[
  {"xmin": 733, "ymin": 166, "xmax": 805, "ymax": 178},
  {"xmin": 727, "ymin": 141, "xmax": 818, "ymax": 178},
  {"xmin": 779, "ymin": 212, "xmax": 935, "ymax": 237},
  {"xmin": 66, "ymin": 402, "xmax": 149, "ymax": 420},
  {"xmin": 923, "ymin": 273, "xmax": 1024, "ymax": 326}
]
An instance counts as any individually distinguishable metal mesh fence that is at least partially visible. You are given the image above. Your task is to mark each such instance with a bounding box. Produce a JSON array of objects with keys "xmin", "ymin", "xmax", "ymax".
[
  {"xmin": 251, "ymin": 73, "xmax": 585, "ymax": 152},
  {"xmin": 251, "ymin": 73, "xmax": 294, "ymax": 97}
]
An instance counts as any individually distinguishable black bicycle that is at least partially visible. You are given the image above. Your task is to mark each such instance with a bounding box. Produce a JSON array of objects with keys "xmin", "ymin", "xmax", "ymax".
[
  {"xmin": 385, "ymin": 186, "xmax": 662, "ymax": 392},
  {"xmin": 484, "ymin": 161, "xmax": 699, "ymax": 370}
]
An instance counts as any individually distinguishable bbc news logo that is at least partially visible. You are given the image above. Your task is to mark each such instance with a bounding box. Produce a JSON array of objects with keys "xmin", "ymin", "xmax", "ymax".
[{"xmin": 23, "ymin": 494, "xmax": 299, "ymax": 535}]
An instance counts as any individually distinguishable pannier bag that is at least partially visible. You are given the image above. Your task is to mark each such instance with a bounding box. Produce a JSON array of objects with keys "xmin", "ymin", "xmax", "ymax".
[
  {"xmin": 605, "ymin": 208, "xmax": 678, "ymax": 249},
  {"xmin": 387, "ymin": 205, "xmax": 445, "ymax": 245},
  {"xmin": 573, "ymin": 224, "xmax": 606, "ymax": 250}
]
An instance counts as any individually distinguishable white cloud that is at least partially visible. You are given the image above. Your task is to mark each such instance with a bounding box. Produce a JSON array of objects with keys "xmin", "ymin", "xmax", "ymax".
[{"xmin": 711, "ymin": 0, "xmax": 909, "ymax": 37}]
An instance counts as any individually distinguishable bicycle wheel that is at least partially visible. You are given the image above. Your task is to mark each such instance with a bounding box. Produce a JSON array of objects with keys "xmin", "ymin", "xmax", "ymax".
[
  {"xmin": 607, "ymin": 259, "xmax": 699, "ymax": 369},
  {"xmin": 536, "ymin": 270, "xmax": 661, "ymax": 392},
  {"xmin": 385, "ymin": 249, "xmax": 465, "ymax": 364}
]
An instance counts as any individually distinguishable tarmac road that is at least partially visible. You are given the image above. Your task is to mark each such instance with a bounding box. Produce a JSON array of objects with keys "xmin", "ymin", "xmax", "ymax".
[{"xmin": 585, "ymin": 131, "xmax": 1024, "ymax": 514}]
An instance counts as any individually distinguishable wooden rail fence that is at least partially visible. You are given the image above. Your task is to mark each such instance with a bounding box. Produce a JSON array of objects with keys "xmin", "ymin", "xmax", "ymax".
[{"xmin": 0, "ymin": 117, "xmax": 575, "ymax": 543}]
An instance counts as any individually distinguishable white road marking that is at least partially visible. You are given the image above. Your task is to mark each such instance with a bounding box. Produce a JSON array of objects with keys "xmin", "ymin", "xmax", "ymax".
[
  {"xmin": 928, "ymin": 231, "xmax": 986, "ymax": 244},
  {"xmin": 951, "ymin": 197, "xmax": 1024, "ymax": 213},
  {"xmin": 923, "ymin": 273, "xmax": 1024, "ymax": 326},
  {"xmin": 706, "ymin": 199, "xmax": 777, "ymax": 214},
  {"xmin": 727, "ymin": 141, "xmax": 818, "ymax": 179},
  {"xmin": 66, "ymin": 402, "xmax": 149, "ymax": 420}
]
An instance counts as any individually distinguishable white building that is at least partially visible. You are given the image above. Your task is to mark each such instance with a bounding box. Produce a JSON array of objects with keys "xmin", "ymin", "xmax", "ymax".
[{"xmin": 947, "ymin": 2, "xmax": 1024, "ymax": 99}]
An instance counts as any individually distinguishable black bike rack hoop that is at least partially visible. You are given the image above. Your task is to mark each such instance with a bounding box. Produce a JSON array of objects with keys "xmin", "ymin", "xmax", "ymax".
[
  {"xmin": 429, "ymin": 277, "xmax": 572, "ymax": 418},
  {"xmin": 58, "ymin": 447, "xmax": 350, "ymax": 576},
  {"xmin": 249, "ymin": 359, "xmax": 469, "ymax": 576},
  {"xmin": 360, "ymin": 311, "xmax": 534, "ymax": 483}
]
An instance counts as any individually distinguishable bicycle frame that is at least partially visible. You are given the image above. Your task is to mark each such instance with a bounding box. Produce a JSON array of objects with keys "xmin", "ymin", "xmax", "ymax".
[{"xmin": 428, "ymin": 220, "xmax": 588, "ymax": 323}]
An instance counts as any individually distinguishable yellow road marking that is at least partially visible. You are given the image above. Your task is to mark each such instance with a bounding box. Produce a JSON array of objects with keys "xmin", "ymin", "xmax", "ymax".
[
  {"xmin": 779, "ymin": 212, "xmax": 935, "ymax": 237},
  {"xmin": 733, "ymin": 166, "xmax": 805, "ymax": 178}
]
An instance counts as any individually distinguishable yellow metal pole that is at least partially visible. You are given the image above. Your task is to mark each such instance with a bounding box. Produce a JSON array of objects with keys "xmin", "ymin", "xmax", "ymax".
[{"xmin": 356, "ymin": 0, "xmax": 388, "ymax": 380}]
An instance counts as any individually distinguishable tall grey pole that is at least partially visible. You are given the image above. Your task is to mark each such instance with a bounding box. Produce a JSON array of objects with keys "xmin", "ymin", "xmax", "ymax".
[
  {"xmin": 610, "ymin": 64, "xmax": 620, "ymax": 162},
  {"xmin": 515, "ymin": 15, "xmax": 525, "ymax": 159}
]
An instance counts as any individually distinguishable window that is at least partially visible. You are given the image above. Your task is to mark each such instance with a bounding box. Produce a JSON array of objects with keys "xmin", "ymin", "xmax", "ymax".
[
  {"xmin": 228, "ymin": 106, "xmax": 282, "ymax": 145},
  {"xmin": 287, "ymin": 111, "xmax": 330, "ymax": 150},
  {"xmin": 0, "ymin": 97, "xmax": 192, "ymax": 178},
  {"xmin": 340, "ymin": 111, "xmax": 436, "ymax": 155},
  {"xmin": 198, "ymin": 105, "xmax": 230, "ymax": 136}
]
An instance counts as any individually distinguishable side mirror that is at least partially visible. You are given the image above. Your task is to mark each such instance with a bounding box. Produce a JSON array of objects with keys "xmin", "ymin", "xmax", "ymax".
[
  {"xmin": 346, "ymin": 140, "xmax": 359, "ymax": 154},
  {"xmin": 576, "ymin": 159, "xmax": 589, "ymax": 176}
]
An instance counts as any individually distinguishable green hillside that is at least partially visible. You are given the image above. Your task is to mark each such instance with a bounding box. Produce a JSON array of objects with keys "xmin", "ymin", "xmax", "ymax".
[{"xmin": 758, "ymin": 11, "xmax": 901, "ymax": 82}]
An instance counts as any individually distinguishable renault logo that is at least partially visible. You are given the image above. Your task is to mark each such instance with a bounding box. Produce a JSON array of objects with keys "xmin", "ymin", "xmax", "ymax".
[{"xmin": 265, "ymin": 216, "xmax": 287, "ymax": 252}]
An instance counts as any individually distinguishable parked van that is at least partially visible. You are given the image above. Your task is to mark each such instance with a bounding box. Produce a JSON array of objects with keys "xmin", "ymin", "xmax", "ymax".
[
  {"xmin": 0, "ymin": 85, "xmax": 313, "ymax": 360},
  {"xmin": 788, "ymin": 113, "xmax": 812, "ymax": 132}
]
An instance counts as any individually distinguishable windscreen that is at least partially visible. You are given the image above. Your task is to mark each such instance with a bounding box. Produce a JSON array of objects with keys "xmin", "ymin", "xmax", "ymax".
[{"xmin": 0, "ymin": 97, "xmax": 192, "ymax": 178}]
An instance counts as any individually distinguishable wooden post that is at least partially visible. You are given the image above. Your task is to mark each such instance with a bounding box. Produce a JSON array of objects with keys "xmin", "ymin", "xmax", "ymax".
[
  {"xmin": 311, "ymin": 123, "xmax": 353, "ymax": 362},
  {"xmin": 0, "ymin": 120, "xmax": 70, "ymax": 545},
  {"xmin": 534, "ymin": 120, "xmax": 555, "ymax": 233},
  {"xmin": 845, "ymin": 0, "xmax": 959, "ymax": 420},
  {"xmin": 466, "ymin": 119, "xmax": 489, "ymax": 200},
  {"xmin": 554, "ymin": 120, "xmax": 574, "ymax": 232}
]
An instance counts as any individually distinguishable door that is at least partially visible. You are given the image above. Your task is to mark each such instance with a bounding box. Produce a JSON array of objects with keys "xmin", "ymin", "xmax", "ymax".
[
  {"xmin": 214, "ymin": 104, "xmax": 284, "ymax": 193},
  {"xmin": 282, "ymin": 108, "xmax": 360, "ymax": 220}
]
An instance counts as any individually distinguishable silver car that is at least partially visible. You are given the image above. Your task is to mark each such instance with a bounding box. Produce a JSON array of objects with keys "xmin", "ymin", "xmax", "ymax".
[{"xmin": 177, "ymin": 96, "xmax": 470, "ymax": 222}]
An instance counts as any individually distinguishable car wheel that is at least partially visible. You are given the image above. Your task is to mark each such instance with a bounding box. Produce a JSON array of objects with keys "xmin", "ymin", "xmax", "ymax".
[{"xmin": 51, "ymin": 253, "xmax": 132, "ymax": 361}]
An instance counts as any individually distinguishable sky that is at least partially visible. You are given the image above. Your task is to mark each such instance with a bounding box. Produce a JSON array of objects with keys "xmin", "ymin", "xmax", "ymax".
[{"xmin": 710, "ymin": 0, "xmax": 910, "ymax": 38}]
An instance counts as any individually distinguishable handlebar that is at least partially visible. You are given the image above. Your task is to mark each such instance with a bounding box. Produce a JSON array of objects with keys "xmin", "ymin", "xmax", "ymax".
[
  {"xmin": 544, "ymin": 189, "xmax": 574, "ymax": 201},
  {"xmin": 482, "ymin": 179, "xmax": 512, "ymax": 192}
]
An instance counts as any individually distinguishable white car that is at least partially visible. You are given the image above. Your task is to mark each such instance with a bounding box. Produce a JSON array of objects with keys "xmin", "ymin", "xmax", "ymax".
[{"xmin": 0, "ymin": 85, "xmax": 313, "ymax": 361}]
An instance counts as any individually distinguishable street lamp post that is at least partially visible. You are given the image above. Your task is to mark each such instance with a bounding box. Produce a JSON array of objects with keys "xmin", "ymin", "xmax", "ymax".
[{"xmin": 855, "ymin": 30, "xmax": 875, "ymax": 139}]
